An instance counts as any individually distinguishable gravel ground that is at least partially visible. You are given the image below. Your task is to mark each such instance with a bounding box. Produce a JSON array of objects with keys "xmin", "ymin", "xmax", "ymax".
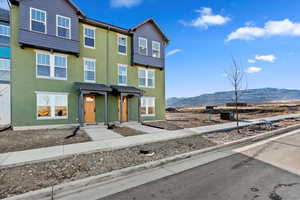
[
  {"xmin": 203, "ymin": 118, "xmax": 300, "ymax": 144},
  {"xmin": 0, "ymin": 136, "xmax": 215, "ymax": 199},
  {"xmin": 0, "ymin": 129, "xmax": 91, "ymax": 153},
  {"xmin": 112, "ymin": 126, "xmax": 147, "ymax": 137}
]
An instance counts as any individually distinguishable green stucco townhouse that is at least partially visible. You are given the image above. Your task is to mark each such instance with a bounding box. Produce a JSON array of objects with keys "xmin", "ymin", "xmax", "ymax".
[{"xmin": 8, "ymin": 0, "xmax": 169, "ymax": 130}]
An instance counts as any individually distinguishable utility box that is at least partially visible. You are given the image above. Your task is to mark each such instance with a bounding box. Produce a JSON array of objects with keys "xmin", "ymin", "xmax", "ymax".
[{"xmin": 220, "ymin": 112, "xmax": 234, "ymax": 120}]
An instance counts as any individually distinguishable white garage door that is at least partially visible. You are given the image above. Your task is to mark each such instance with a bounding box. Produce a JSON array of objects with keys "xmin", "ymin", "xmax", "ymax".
[{"xmin": 0, "ymin": 84, "xmax": 10, "ymax": 125}]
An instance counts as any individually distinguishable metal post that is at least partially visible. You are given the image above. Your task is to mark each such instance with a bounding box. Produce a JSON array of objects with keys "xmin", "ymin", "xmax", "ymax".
[
  {"xmin": 138, "ymin": 95, "xmax": 141, "ymax": 123},
  {"xmin": 79, "ymin": 92, "xmax": 84, "ymax": 126},
  {"xmin": 105, "ymin": 93, "xmax": 108, "ymax": 125},
  {"xmin": 120, "ymin": 94, "xmax": 123, "ymax": 123}
]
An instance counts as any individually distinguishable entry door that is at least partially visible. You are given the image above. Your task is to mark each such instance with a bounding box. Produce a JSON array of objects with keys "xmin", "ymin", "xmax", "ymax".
[
  {"xmin": 84, "ymin": 95, "xmax": 96, "ymax": 123},
  {"xmin": 118, "ymin": 96, "xmax": 128, "ymax": 122},
  {"xmin": 0, "ymin": 84, "xmax": 11, "ymax": 125}
]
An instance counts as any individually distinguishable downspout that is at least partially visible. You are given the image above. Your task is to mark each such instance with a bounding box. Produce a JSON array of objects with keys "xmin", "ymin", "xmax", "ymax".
[{"xmin": 106, "ymin": 27, "xmax": 110, "ymax": 123}]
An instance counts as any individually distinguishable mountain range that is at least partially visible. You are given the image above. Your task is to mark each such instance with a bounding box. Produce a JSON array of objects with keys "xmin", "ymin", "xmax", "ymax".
[{"xmin": 167, "ymin": 88, "xmax": 300, "ymax": 107}]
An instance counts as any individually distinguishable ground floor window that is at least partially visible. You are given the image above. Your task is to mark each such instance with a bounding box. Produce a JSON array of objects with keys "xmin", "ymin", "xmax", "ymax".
[
  {"xmin": 0, "ymin": 58, "xmax": 10, "ymax": 81},
  {"xmin": 36, "ymin": 92, "xmax": 68, "ymax": 120},
  {"xmin": 141, "ymin": 97, "xmax": 155, "ymax": 116}
]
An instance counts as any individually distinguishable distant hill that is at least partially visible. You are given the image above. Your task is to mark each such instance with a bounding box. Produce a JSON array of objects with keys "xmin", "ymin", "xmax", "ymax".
[{"xmin": 167, "ymin": 88, "xmax": 300, "ymax": 107}]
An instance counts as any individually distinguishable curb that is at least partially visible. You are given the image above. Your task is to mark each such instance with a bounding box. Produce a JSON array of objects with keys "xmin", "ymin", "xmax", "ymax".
[{"xmin": 4, "ymin": 123, "xmax": 300, "ymax": 200}]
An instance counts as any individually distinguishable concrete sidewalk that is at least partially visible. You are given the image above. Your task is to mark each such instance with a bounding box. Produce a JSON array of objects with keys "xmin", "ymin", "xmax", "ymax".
[{"xmin": 0, "ymin": 113, "xmax": 299, "ymax": 167}]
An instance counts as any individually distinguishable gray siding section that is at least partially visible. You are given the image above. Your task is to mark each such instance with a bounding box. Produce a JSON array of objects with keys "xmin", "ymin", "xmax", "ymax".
[
  {"xmin": 132, "ymin": 23, "xmax": 165, "ymax": 69},
  {"xmin": 18, "ymin": 0, "xmax": 80, "ymax": 54}
]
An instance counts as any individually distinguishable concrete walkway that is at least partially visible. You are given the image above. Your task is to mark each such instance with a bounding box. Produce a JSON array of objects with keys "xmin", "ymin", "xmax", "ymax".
[
  {"xmin": 0, "ymin": 113, "xmax": 299, "ymax": 167},
  {"xmin": 83, "ymin": 126, "xmax": 123, "ymax": 141},
  {"xmin": 122, "ymin": 122, "xmax": 169, "ymax": 134}
]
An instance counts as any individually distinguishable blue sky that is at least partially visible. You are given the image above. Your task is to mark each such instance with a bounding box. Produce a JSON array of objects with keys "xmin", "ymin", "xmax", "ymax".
[{"xmin": 2, "ymin": 0, "xmax": 300, "ymax": 98}]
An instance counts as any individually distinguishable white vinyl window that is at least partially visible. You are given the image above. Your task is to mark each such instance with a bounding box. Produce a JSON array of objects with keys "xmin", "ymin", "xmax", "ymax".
[
  {"xmin": 152, "ymin": 41, "xmax": 161, "ymax": 58},
  {"xmin": 84, "ymin": 58, "xmax": 96, "ymax": 82},
  {"xmin": 36, "ymin": 51, "xmax": 67, "ymax": 80},
  {"xmin": 0, "ymin": 25, "xmax": 10, "ymax": 37},
  {"xmin": 56, "ymin": 15, "xmax": 71, "ymax": 39},
  {"xmin": 138, "ymin": 37, "xmax": 148, "ymax": 55},
  {"xmin": 30, "ymin": 8, "xmax": 47, "ymax": 34},
  {"xmin": 36, "ymin": 92, "xmax": 68, "ymax": 120},
  {"xmin": 84, "ymin": 26, "xmax": 95, "ymax": 48},
  {"xmin": 141, "ymin": 97, "xmax": 155, "ymax": 116},
  {"xmin": 0, "ymin": 58, "xmax": 10, "ymax": 81},
  {"xmin": 138, "ymin": 68, "xmax": 155, "ymax": 88},
  {"xmin": 118, "ymin": 64, "xmax": 127, "ymax": 86},
  {"xmin": 117, "ymin": 35, "xmax": 127, "ymax": 55}
]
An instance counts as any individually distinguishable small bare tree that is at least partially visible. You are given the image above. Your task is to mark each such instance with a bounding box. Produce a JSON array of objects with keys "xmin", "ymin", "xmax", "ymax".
[{"xmin": 226, "ymin": 59, "xmax": 247, "ymax": 133}]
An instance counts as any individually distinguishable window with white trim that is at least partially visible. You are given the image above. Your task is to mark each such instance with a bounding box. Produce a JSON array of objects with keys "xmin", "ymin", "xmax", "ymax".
[
  {"xmin": 138, "ymin": 37, "xmax": 147, "ymax": 55},
  {"xmin": 56, "ymin": 15, "xmax": 71, "ymax": 39},
  {"xmin": 84, "ymin": 58, "xmax": 96, "ymax": 82},
  {"xmin": 138, "ymin": 68, "xmax": 155, "ymax": 88},
  {"xmin": 37, "ymin": 92, "xmax": 68, "ymax": 120},
  {"xmin": 0, "ymin": 25, "xmax": 9, "ymax": 37},
  {"xmin": 84, "ymin": 26, "xmax": 95, "ymax": 48},
  {"xmin": 0, "ymin": 59, "xmax": 10, "ymax": 81},
  {"xmin": 118, "ymin": 64, "xmax": 127, "ymax": 86},
  {"xmin": 141, "ymin": 97, "xmax": 155, "ymax": 116},
  {"xmin": 152, "ymin": 41, "xmax": 160, "ymax": 58},
  {"xmin": 36, "ymin": 52, "xmax": 67, "ymax": 80},
  {"xmin": 117, "ymin": 35, "xmax": 127, "ymax": 55},
  {"xmin": 30, "ymin": 8, "xmax": 47, "ymax": 33}
]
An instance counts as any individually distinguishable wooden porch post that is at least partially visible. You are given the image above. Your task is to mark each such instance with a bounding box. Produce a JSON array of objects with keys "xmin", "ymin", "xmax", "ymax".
[{"xmin": 105, "ymin": 92, "xmax": 108, "ymax": 125}]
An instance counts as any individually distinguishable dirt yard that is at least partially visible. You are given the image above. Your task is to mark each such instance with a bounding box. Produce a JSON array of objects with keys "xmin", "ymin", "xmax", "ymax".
[
  {"xmin": 145, "ymin": 103, "xmax": 300, "ymax": 130},
  {"xmin": 203, "ymin": 118, "xmax": 300, "ymax": 144},
  {"xmin": 0, "ymin": 128, "xmax": 91, "ymax": 154},
  {"xmin": 111, "ymin": 126, "xmax": 147, "ymax": 137},
  {"xmin": 0, "ymin": 136, "xmax": 215, "ymax": 199}
]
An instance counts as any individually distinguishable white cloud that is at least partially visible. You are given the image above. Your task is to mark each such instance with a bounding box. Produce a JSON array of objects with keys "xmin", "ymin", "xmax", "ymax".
[
  {"xmin": 255, "ymin": 55, "xmax": 276, "ymax": 63},
  {"xmin": 248, "ymin": 59, "xmax": 256, "ymax": 63},
  {"xmin": 111, "ymin": 0, "xmax": 142, "ymax": 8},
  {"xmin": 182, "ymin": 7, "xmax": 230, "ymax": 29},
  {"xmin": 167, "ymin": 49, "xmax": 182, "ymax": 57},
  {"xmin": 227, "ymin": 19, "xmax": 300, "ymax": 41},
  {"xmin": 246, "ymin": 66, "xmax": 262, "ymax": 74}
]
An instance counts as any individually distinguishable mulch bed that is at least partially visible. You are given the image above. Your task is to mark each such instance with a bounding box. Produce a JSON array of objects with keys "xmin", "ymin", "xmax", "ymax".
[
  {"xmin": 111, "ymin": 126, "xmax": 147, "ymax": 137},
  {"xmin": 142, "ymin": 121, "xmax": 184, "ymax": 130},
  {"xmin": 0, "ymin": 136, "xmax": 215, "ymax": 199},
  {"xmin": 0, "ymin": 129, "xmax": 91, "ymax": 154}
]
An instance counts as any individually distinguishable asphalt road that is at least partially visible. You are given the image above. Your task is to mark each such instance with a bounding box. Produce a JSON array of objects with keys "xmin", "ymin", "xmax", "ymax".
[{"xmin": 100, "ymin": 133, "xmax": 300, "ymax": 200}]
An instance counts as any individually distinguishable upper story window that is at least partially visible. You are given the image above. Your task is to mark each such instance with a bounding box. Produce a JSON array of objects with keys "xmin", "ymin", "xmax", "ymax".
[
  {"xmin": 0, "ymin": 59, "xmax": 10, "ymax": 81},
  {"xmin": 36, "ymin": 51, "xmax": 67, "ymax": 80},
  {"xmin": 84, "ymin": 58, "xmax": 96, "ymax": 82},
  {"xmin": 138, "ymin": 68, "xmax": 155, "ymax": 88},
  {"xmin": 118, "ymin": 64, "xmax": 127, "ymax": 86},
  {"xmin": 56, "ymin": 15, "xmax": 71, "ymax": 39},
  {"xmin": 117, "ymin": 35, "xmax": 127, "ymax": 55},
  {"xmin": 0, "ymin": 25, "xmax": 9, "ymax": 37},
  {"xmin": 138, "ymin": 37, "xmax": 148, "ymax": 56},
  {"xmin": 0, "ymin": 24, "xmax": 9, "ymax": 45},
  {"xmin": 84, "ymin": 26, "xmax": 95, "ymax": 48},
  {"xmin": 152, "ymin": 41, "xmax": 161, "ymax": 58},
  {"xmin": 30, "ymin": 8, "xmax": 47, "ymax": 34}
]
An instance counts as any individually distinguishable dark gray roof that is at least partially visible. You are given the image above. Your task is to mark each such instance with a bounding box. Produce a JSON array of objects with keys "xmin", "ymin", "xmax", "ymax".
[
  {"xmin": 0, "ymin": 8, "xmax": 9, "ymax": 22},
  {"xmin": 9, "ymin": 0, "xmax": 85, "ymax": 17},
  {"xmin": 111, "ymin": 85, "xmax": 144, "ymax": 95},
  {"xmin": 130, "ymin": 18, "xmax": 169, "ymax": 43},
  {"xmin": 74, "ymin": 82, "xmax": 112, "ymax": 92}
]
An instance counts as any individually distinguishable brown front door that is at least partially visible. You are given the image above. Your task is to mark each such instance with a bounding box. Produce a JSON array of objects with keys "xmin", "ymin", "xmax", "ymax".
[
  {"xmin": 118, "ymin": 96, "xmax": 128, "ymax": 122},
  {"xmin": 84, "ymin": 95, "xmax": 96, "ymax": 123}
]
